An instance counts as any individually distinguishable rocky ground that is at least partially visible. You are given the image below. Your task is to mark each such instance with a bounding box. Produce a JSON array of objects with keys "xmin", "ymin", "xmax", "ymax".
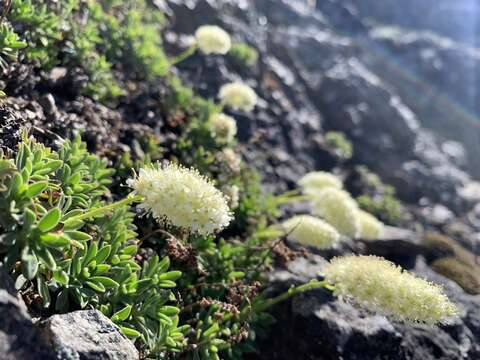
[
  {"xmin": 165, "ymin": 1, "xmax": 480, "ymax": 359},
  {"xmin": 1, "ymin": 0, "xmax": 480, "ymax": 359}
]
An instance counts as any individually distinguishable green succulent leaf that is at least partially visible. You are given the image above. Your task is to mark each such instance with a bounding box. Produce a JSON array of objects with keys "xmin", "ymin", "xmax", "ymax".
[
  {"xmin": 37, "ymin": 276, "xmax": 51, "ymax": 308},
  {"xmin": 86, "ymin": 280, "xmax": 106, "ymax": 293},
  {"xmin": 33, "ymin": 247, "xmax": 57, "ymax": 270},
  {"xmin": 120, "ymin": 326, "xmax": 141, "ymax": 338},
  {"xmin": 53, "ymin": 269, "xmax": 69, "ymax": 285},
  {"xmin": 38, "ymin": 208, "xmax": 62, "ymax": 232},
  {"xmin": 65, "ymin": 231, "xmax": 92, "ymax": 242},
  {"xmin": 21, "ymin": 253, "xmax": 39, "ymax": 280},
  {"xmin": 94, "ymin": 245, "xmax": 111, "ymax": 264},
  {"xmin": 39, "ymin": 233, "xmax": 70, "ymax": 248},
  {"xmin": 25, "ymin": 181, "xmax": 48, "ymax": 198},
  {"xmin": 112, "ymin": 304, "xmax": 132, "ymax": 322},
  {"xmin": 89, "ymin": 276, "xmax": 119, "ymax": 289}
]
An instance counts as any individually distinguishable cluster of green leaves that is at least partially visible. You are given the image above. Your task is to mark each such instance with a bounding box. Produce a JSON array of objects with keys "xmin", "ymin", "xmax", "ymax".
[
  {"xmin": 325, "ymin": 131, "xmax": 353, "ymax": 160},
  {"xmin": 355, "ymin": 166, "xmax": 403, "ymax": 224},
  {"xmin": 87, "ymin": 0, "xmax": 169, "ymax": 79},
  {"xmin": 2, "ymin": 1, "xmax": 290, "ymax": 358},
  {"xmin": 9, "ymin": 0, "xmax": 76, "ymax": 67},
  {"xmin": 0, "ymin": 22, "xmax": 26, "ymax": 69},
  {"xmin": 5, "ymin": 0, "xmax": 170, "ymax": 101},
  {"xmin": 228, "ymin": 43, "xmax": 258, "ymax": 68},
  {"xmin": 0, "ymin": 136, "xmax": 186, "ymax": 356}
]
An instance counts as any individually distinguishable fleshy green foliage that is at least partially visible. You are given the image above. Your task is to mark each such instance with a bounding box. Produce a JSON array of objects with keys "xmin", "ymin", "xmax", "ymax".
[
  {"xmin": 325, "ymin": 131, "xmax": 353, "ymax": 160},
  {"xmin": 357, "ymin": 192, "xmax": 402, "ymax": 225},
  {"xmin": 7, "ymin": 0, "xmax": 169, "ymax": 101},
  {"xmin": 231, "ymin": 169, "xmax": 280, "ymax": 235},
  {"xmin": 355, "ymin": 166, "xmax": 403, "ymax": 225},
  {"xmin": 0, "ymin": 22, "xmax": 26, "ymax": 69},
  {"xmin": 9, "ymin": 0, "xmax": 76, "ymax": 67},
  {"xmin": 171, "ymin": 232, "xmax": 276, "ymax": 360},
  {"xmin": 88, "ymin": 0, "xmax": 169, "ymax": 79},
  {"xmin": 0, "ymin": 136, "xmax": 186, "ymax": 355},
  {"xmin": 229, "ymin": 43, "xmax": 258, "ymax": 67}
]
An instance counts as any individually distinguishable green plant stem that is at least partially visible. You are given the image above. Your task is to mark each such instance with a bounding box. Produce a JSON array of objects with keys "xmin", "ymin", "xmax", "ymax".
[
  {"xmin": 272, "ymin": 189, "xmax": 309, "ymax": 206},
  {"xmin": 253, "ymin": 279, "xmax": 331, "ymax": 313},
  {"xmin": 254, "ymin": 227, "xmax": 284, "ymax": 240},
  {"xmin": 221, "ymin": 280, "xmax": 332, "ymax": 324},
  {"xmin": 67, "ymin": 194, "xmax": 143, "ymax": 222},
  {"xmin": 169, "ymin": 45, "xmax": 197, "ymax": 66}
]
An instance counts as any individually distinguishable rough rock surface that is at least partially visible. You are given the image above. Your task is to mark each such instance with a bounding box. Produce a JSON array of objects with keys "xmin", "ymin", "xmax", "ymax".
[
  {"xmin": 40, "ymin": 309, "xmax": 139, "ymax": 360},
  {"xmin": 0, "ymin": 265, "xmax": 55, "ymax": 360},
  {"xmin": 165, "ymin": 0, "xmax": 480, "ymax": 217}
]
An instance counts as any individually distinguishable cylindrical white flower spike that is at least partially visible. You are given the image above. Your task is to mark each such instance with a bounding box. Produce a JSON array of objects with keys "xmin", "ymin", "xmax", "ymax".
[
  {"xmin": 298, "ymin": 171, "xmax": 343, "ymax": 195},
  {"xmin": 357, "ymin": 209, "xmax": 384, "ymax": 240},
  {"xmin": 209, "ymin": 113, "xmax": 237, "ymax": 143},
  {"xmin": 128, "ymin": 164, "xmax": 232, "ymax": 235},
  {"xmin": 195, "ymin": 25, "xmax": 232, "ymax": 55},
  {"xmin": 313, "ymin": 188, "xmax": 359, "ymax": 238},
  {"xmin": 324, "ymin": 255, "xmax": 458, "ymax": 324},
  {"xmin": 219, "ymin": 82, "xmax": 258, "ymax": 112},
  {"xmin": 282, "ymin": 215, "xmax": 340, "ymax": 249}
]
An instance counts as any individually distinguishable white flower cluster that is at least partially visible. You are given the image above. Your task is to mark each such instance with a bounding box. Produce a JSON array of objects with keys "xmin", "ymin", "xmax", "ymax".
[
  {"xmin": 324, "ymin": 255, "xmax": 458, "ymax": 324},
  {"xmin": 282, "ymin": 215, "xmax": 339, "ymax": 249},
  {"xmin": 195, "ymin": 25, "xmax": 231, "ymax": 55},
  {"xmin": 296, "ymin": 170, "xmax": 385, "ymax": 240},
  {"xmin": 313, "ymin": 188, "xmax": 360, "ymax": 238},
  {"xmin": 357, "ymin": 209, "xmax": 384, "ymax": 240},
  {"xmin": 209, "ymin": 113, "xmax": 237, "ymax": 143},
  {"xmin": 128, "ymin": 164, "xmax": 232, "ymax": 235},
  {"xmin": 298, "ymin": 171, "xmax": 343, "ymax": 195},
  {"xmin": 219, "ymin": 82, "xmax": 257, "ymax": 112},
  {"xmin": 222, "ymin": 184, "xmax": 240, "ymax": 210}
]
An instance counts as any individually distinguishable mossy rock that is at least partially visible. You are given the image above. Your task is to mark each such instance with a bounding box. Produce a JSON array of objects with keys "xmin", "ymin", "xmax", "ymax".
[
  {"xmin": 423, "ymin": 232, "xmax": 477, "ymax": 266},
  {"xmin": 431, "ymin": 257, "xmax": 480, "ymax": 295}
]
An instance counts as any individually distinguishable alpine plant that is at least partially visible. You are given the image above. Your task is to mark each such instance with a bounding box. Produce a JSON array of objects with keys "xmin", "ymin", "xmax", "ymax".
[
  {"xmin": 324, "ymin": 255, "xmax": 458, "ymax": 324},
  {"xmin": 128, "ymin": 163, "xmax": 232, "ymax": 235}
]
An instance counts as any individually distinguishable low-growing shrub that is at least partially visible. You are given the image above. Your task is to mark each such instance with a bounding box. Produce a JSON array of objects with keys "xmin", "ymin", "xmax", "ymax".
[
  {"xmin": 229, "ymin": 42, "xmax": 258, "ymax": 67},
  {"xmin": 325, "ymin": 131, "xmax": 353, "ymax": 160},
  {"xmin": 0, "ymin": 135, "xmax": 186, "ymax": 354},
  {"xmin": 354, "ymin": 166, "xmax": 403, "ymax": 225},
  {"xmin": 0, "ymin": 22, "xmax": 26, "ymax": 69}
]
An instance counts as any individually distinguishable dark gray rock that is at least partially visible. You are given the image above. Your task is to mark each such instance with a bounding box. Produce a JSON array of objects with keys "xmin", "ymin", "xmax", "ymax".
[
  {"xmin": 40, "ymin": 310, "xmax": 138, "ymax": 360},
  {"xmin": 165, "ymin": 0, "xmax": 479, "ymax": 215},
  {"xmin": 359, "ymin": 226, "xmax": 424, "ymax": 269},
  {"xmin": 0, "ymin": 264, "xmax": 55, "ymax": 360}
]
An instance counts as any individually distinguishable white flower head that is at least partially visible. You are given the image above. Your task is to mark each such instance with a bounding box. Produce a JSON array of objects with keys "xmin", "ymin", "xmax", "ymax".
[
  {"xmin": 195, "ymin": 25, "xmax": 231, "ymax": 55},
  {"xmin": 357, "ymin": 209, "xmax": 384, "ymax": 240},
  {"xmin": 313, "ymin": 188, "xmax": 359, "ymax": 238},
  {"xmin": 209, "ymin": 113, "xmax": 237, "ymax": 143},
  {"xmin": 128, "ymin": 164, "xmax": 232, "ymax": 235},
  {"xmin": 298, "ymin": 171, "xmax": 343, "ymax": 195},
  {"xmin": 222, "ymin": 184, "xmax": 240, "ymax": 210},
  {"xmin": 324, "ymin": 255, "xmax": 458, "ymax": 324},
  {"xmin": 219, "ymin": 148, "xmax": 241, "ymax": 173},
  {"xmin": 282, "ymin": 215, "xmax": 340, "ymax": 249},
  {"xmin": 219, "ymin": 82, "xmax": 257, "ymax": 112}
]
